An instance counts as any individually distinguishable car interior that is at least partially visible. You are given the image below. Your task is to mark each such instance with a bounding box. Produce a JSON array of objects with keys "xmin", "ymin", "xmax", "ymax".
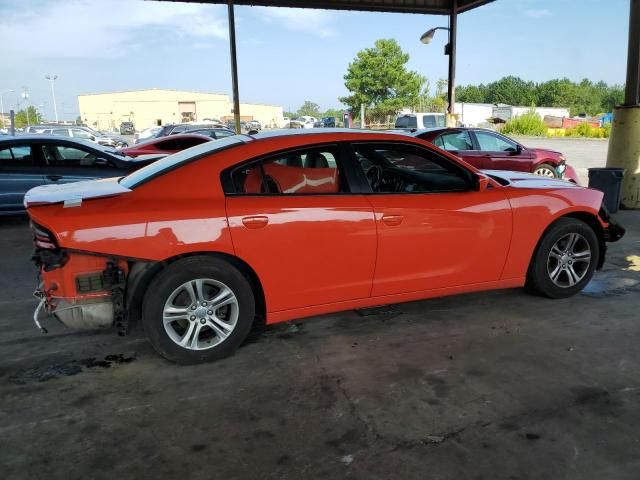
[
  {"xmin": 354, "ymin": 144, "xmax": 471, "ymax": 193},
  {"xmin": 234, "ymin": 149, "xmax": 342, "ymax": 194}
]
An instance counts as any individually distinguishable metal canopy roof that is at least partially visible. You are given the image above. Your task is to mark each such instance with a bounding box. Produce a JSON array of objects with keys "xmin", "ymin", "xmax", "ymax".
[{"xmin": 164, "ymin": 0, "xmax": 494, "ymax": 14}]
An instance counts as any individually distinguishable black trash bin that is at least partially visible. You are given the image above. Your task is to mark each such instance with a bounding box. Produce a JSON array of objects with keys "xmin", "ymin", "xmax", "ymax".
[{"xmin": 588, "ymin": 168, "xmax": 625, "ymax": 213}]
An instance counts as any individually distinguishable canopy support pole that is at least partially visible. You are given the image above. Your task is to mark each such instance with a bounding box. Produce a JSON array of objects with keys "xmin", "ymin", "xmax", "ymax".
[
  {"xmin": 605, "ymin": 0, "xmax": 640, "ymax": 208},
  {"xmin": 446, "ymin": 0, "xmax": 457, "ymax": 126},
  {"xmin": 227, "ymin": 0, "xmax": 241, "ymax": 134}
]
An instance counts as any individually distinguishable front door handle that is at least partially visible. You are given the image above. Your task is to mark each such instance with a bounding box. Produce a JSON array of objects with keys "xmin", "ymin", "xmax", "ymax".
[
  {"xmin": 47, "ymin": 175, "xmax": 63, "ymax": 181},
  {"xmin": 241, "ymin": 215, "xmax": 269, "ymax": 229},
  {"xmin": 381, "ymin": 215, "xmax": 404, "ymax": 226}
]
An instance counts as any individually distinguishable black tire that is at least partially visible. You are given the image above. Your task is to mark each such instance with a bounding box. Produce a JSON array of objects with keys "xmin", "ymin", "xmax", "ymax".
[
  {"xmin": 533, "ymin": 162, "xmax": 559, "ymax": 178},
  {"xmin": 527, "ymin": 218, "xmax": 599, "ymax": 299},
  {"xmin": 142, "ymin": 256, "xmax": 255, "ymax": 364}
]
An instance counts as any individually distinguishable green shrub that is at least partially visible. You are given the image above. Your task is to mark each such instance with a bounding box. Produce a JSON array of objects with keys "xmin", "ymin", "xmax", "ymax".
[
  {"xmin": 502, "ymin": 110, "xmax": 547, "ymax": 136},
  {"xmin": 565, "ymin": 122, "xmax": 610, "ymax": 138}
]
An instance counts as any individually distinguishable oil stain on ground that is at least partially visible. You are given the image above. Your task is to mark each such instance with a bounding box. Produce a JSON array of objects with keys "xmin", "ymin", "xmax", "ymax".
[{"xmin": 8, "ymin": 353, "xmax": 136, "ymax": 384}]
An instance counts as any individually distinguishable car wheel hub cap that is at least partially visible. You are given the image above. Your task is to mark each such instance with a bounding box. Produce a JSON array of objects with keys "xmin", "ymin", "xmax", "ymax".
[
  {"xmin": 535, "ymin": 167, "xmax": 556, "ymax": 177},
  {"xmin": 547, "ymin": 233, "xmax": 591, "ymax": 288},
  {"xmin": 162, "ymin": 278, "xmax": 239, "ymax": 351}
]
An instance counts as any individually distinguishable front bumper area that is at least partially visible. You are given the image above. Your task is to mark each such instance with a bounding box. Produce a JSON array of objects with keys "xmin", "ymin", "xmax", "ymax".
[{"xmin": 600, "ymin": 206, "xmax": 626, "ymax": 243}]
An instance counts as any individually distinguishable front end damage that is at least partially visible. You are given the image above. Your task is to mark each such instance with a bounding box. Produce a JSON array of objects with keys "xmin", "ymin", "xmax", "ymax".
[
  {"xmin": 31, "ymin": 222, "xmax": 128, "ymax": 334},
  {"xmin": 595, "ymin": 205, "xmax": 626, "ymax": 270}
]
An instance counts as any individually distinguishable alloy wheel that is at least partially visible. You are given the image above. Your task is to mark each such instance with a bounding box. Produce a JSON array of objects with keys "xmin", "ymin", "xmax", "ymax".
[
  {"xmin": 546, "ymin": 233, "xmax": 592, "ymax": 288},
  {"xmin": 534, "ymin": 166, "xmax": 557, "ymax": 178},
  {"xmin": 162, "ymin": 278, "xmax": 239, "ymax": 350}
]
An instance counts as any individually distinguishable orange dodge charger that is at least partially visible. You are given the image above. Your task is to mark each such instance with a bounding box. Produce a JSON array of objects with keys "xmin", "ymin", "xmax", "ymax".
[{"xmin": 25, "ymin": 130, "xmax": 624, "ymax": 364}]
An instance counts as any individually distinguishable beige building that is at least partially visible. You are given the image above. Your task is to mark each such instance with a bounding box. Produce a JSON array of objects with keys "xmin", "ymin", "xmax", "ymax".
[{"xmin": 77, "ymin": 88, "xmax": 284, "ymax": 131}]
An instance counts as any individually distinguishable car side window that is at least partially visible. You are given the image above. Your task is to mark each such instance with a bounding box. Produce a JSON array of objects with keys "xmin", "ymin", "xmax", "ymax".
[
  {"xmin": 214, "ymin": 130, "xmax": 233, "ymax": 139},
  {"xmin": 43, "ymin": 145, "xmax": 104, "ymax": 167},
  {"xmin": 437, "ymin": 131, "xmax": 474, "ymax": 151},
  {"xmin": 423, "ymin": 115, "xmax": 444, "ymax": 128},
  {"xmin": 52, "ymin": 128, "xmax": 70, "ymax": 137},
  {"xmin": 0, "ymin": 146, "xmax": 34, "ymax": 167},
  {"xmin": 395, "ymin": 116, "xmax": 417, "ymax": 129},
  {"xmin": 158, "ymin": 137, "xmax": 208, "ymax": 150},
  {"xmin": 475, "ymin": 131, "xmax": 517, "ymax": 152},
  {"xmin": 229, "ymin": 146, "xmax": 344, "ymax": 195},
  {"xmin": 72, "ymin": 129, "xmax": 93, "ymax": 140},
  {"xmin": 353, "ymin": 143, "xmax": 471, "ymax": 194}
]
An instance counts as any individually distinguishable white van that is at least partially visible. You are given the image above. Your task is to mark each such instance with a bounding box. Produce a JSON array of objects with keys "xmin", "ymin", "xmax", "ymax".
[{"xmin": 394, "ymin": 113, "xmax": 446, "ymax": 129}]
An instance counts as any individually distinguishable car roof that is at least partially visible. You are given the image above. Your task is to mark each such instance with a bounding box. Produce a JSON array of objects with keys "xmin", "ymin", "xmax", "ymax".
[
  {"xmin": 147, "ymin": 133, "xmax": 213, "ymax": 142},
  {"xmin": 249, "ymin": 128, "xmax": 407, "ymax": 141},
  {"xmin": 0, "ymin": 135, "xmax": 109, "ymax": 149}
]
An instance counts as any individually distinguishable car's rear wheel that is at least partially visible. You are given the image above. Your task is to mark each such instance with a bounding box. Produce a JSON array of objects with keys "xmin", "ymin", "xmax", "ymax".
[
  {"xmin": 527, "ymin": 218, "xmax": 598, "ymax": 298},
  {"xmin": 142, "ymin": 256, "xmax": 255, "ymax": 364},
  {"xmin": 533, "ymin": 163, "xmax": 558, "ymax": 178}
]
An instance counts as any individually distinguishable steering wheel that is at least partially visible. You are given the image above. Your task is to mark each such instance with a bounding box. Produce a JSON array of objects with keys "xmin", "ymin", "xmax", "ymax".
[{"xmin": 365, "ymin": 165, "xmax": 383, "ymax": 191}]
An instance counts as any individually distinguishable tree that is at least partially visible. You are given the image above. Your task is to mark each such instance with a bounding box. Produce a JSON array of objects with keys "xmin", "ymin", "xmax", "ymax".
[
  {"xmin": 15, "ymin": 106, "xmax": 42, "ymax": 128},
  {"xmin": 340, "ymin": 39, "xmax": 425, "ymax": 117},
  {"xmin": 297, "ymin": 101, "xmax": 321, "ymax": 118},
  {"xmin": 453, "ymin": 76, "xmax": 624, "ymax": 115},
  {"xmin": 484, "ymin": 76, "xmax": 537, "ymax": 106},
  {"xmin": 457, "ymin": 84, "xmax": 486, "ymax": 103}
]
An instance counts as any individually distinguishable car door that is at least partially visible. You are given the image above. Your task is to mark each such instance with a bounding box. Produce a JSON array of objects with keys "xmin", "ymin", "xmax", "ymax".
[
  {"xmin": 471, "ymin": 130, "xmax": 533, "ymax": 172},
  {"xmin": 40, "ymin": 143, "xmax": 130, "ymax": 184},
  {"xmin": 350, "ymin": 141, "xmax": 513, "ymax": 297},
  {"xmin": 224, "ymin": 144, "xmax": 377, "ymax": 313},
  {"xmin": 0, "ymin": 144, "xmax": 46, "ymax": 212},
  {"xmin": 431, "ymin": 130, "xmax": 486, "ymax": 169}
]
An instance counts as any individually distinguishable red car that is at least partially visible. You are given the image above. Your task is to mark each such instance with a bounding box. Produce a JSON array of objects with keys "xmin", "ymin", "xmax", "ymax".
[
  {"xmin": 25, "ymin": 130, "xmax": 623, "ymax": 364},
  {"xmin": 415, "ymin": 128, "xmax": 579, "ymax": 183},
  {"xmin": 119, "ymin": 133, "xmax": 211, "ymax": 157}
]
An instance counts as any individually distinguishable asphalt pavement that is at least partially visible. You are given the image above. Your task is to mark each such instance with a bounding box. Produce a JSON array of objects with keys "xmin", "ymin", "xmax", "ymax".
[
  {"xmin": 1, "ymin": 209, "xmax": 639, "ymax": 479},
  {"xmin": 513, "ymin": 136, "xmax": 608, "ymax": 186}
]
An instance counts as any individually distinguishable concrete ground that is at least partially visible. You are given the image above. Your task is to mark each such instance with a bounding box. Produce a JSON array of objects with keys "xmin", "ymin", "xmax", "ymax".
[
  {"xmin": 512, "ymin": 136, "xmax": 608, "ymax": 186},
  {"xmin": 1, "ymin": 210, "xmax": 639, "ymax": 480}
]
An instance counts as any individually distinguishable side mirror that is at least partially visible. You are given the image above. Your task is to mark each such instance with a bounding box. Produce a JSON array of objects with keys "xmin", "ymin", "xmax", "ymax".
[
  {"xmin": 475, "ymin": 174, "xmax": 492, "ymax": 191},
  {"xmin": 90, "ymin": 135, "xmax": 96, "ymax": 141}
]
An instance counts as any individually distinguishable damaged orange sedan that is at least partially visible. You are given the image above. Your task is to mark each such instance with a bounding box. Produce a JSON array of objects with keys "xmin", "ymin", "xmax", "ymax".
[{"xmin": 25, "ymin": 130, "xmax": 624, "ymax": 364}]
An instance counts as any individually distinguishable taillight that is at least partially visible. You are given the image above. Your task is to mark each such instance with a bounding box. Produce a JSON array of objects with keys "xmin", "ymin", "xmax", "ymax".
[{"xmin": 31, "ymin": 222, "xmax": 58, "ymax": 250}]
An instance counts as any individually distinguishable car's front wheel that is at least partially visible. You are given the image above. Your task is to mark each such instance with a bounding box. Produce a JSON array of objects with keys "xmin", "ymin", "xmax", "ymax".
[
  {"xmin": 527, "ymin": 218, "xmax": 598, "ymax": 298},
  {"xmin": 142, "ymin": 256, "xmax": 255, "ymax": 364},
  {"xmin": 533, "ymin": 163, "xmax": 558, "ymax": 178}
]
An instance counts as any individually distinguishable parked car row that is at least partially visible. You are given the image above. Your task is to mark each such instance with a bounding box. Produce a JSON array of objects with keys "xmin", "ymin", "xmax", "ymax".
[
  {"xmin": 1, "ymin": 126, "xmax": 582, "ymax": 215},
  {"xmin": 24, "ymin": 125, "xmax": 129, "ymax": 148},
  {"xmin": 133, "ymin": 122, "xmax": 232, "ymax": 144},
  {"xmin": 0, "ymin": 135, "xmax": 163, "ymax": 214}
]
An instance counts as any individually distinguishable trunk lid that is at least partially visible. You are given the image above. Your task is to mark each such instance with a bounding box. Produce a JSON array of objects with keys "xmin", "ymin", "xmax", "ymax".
[{"xmin": 24, "ymin": 177, "xmax": 131, "ymax": 208}]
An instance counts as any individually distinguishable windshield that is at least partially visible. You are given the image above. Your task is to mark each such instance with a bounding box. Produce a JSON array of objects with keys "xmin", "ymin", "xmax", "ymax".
[{"xmin": 120, "ymin": 135, "xmax": 247, "ymax": 188}]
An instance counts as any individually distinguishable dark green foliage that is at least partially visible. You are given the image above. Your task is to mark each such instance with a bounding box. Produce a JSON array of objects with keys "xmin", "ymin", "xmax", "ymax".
[
  {"xmin": 457, "ymin": 76, "xmax": 624, "ymax": 116},
  {"xmin": 340, "ymin": 39, "xmax": 425, "ymax": 117}
]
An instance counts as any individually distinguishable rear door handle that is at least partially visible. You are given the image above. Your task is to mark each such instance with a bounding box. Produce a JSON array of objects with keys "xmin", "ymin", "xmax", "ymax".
[
  {"xmin": 47, "ymin": 175, "xmax": 63, "ymax": 181},
  {"xmin": 381, "ymin": 215, "xmax": 404, "ymax": 226},
  {"xmin": 241, "ymin": 215, "xmax": 269, "ymax": 229}
]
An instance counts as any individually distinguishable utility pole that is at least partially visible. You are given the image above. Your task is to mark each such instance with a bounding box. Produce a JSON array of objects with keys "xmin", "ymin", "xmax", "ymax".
[
  {"xmin": 45, "ymin": 75, "xmax": 59, "ymax": 123},
  {"xmin": 0, "ymin": 89, "xmax": 14, "ymax": 129},
  {"xmin": 21, "ymin": 87, "xmax": 30, "ymax": 125}
]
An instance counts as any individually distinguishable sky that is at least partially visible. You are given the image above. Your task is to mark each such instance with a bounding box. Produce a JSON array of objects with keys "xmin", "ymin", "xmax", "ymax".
[{"xmin": 0, "ymin": 0, "xmax": 630, "ymax": 121}]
